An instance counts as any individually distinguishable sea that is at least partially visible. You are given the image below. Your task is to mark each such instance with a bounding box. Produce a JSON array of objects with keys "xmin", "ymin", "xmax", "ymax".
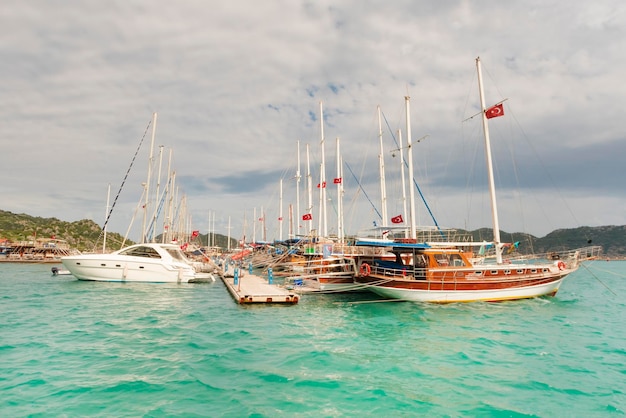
[{"xmin": 1, "ymin": 261, "xmax": 624, "ymax": 417}]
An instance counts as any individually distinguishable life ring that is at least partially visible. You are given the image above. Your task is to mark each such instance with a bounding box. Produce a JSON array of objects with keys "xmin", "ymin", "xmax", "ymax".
[
  {"xmin": 557, "ymin": 261, "xmax": 566, "ymax": 271},
  {"xmin": 359, "ymin": 263, "xmax": 371, "ymax": 277}
]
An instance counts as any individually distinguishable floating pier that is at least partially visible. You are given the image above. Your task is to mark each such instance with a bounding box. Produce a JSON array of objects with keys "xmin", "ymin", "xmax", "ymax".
[{"xmin": 220, "ymin": 269, "xmax": 299, "ymax": 304}]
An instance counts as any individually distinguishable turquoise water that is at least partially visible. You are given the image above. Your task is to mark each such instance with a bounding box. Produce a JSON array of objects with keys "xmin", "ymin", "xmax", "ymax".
[{"xmin": 1, "ymin": 262, "xmax": 625, "ymax": 417}]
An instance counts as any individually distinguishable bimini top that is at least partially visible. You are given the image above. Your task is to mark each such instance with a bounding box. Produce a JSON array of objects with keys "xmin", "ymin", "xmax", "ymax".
[{"xmin": 355, "ymin": 239, "xmax": 431, "ymax": 250}]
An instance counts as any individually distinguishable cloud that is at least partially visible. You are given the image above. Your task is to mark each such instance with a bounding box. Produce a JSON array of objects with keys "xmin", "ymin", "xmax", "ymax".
[{"xmin": 2, "ymin": 0, "xmax": 625, "ymax": 240}]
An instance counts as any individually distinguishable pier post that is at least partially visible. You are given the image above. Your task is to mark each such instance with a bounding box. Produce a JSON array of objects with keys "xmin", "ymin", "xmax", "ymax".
[
  {"xmin": 234, "ymin": 267, "xmax": 239, "ymax": 285},
  {"xmin": 268, "ymin": 267, "xmax": 273, "ymax": 284}
]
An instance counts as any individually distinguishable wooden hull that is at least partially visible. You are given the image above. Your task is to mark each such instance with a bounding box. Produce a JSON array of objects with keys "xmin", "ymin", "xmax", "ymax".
[{"xmin": 356, "ymin": 271, "xmax": 567, "ymax": 303}]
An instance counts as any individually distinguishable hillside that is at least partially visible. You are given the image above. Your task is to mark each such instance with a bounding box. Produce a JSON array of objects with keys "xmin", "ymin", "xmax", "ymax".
[
  {"xmin": 0, "ymin": 210, "xmax": 238, "ymax": 252},
  {"xmin": 465, "ymin": 226, "xmax": 623, "ymax": 258},
  {"xmin": 1, "ymin": 209, "xmax": 623, "ymax": 257}
]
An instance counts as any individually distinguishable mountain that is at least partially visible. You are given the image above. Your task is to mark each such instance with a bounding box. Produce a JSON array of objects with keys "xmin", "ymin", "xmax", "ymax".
[
  {"xmin": 0, "ymin": 209, "xmax": 623, "ymax": 257},
  {"xmin": 465, "ymin": 226, "xmax": 621, "ymax": 257},
  {"xmin": 0, "ymin": 209, "xmax": 238, "ymax": 252}
]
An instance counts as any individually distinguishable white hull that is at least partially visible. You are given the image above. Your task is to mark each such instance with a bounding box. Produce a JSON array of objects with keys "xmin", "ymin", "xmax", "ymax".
[
  {"xmin": 367, "ymin": 277, "xmax": 565, "ymax": 303},
  {"xmin": 61, "ymin": 243, "xmax": 198, "ymax": 283}
]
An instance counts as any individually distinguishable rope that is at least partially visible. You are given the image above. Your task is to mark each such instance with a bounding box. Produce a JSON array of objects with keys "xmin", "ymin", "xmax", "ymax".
[
  {"xmin": 381, "ymin": 110, "xmax": 444, "ymax": 237},
  {"xmin": 580, "ymin": 262, "xmax": 618, "ymax": 296},
  {"xmin": 91, "ymin": 117, "xmax": 153, "ymax": 252},
  {"xmin": 344, "ymin": 161, "xmax": 382, "ymax": 220}
]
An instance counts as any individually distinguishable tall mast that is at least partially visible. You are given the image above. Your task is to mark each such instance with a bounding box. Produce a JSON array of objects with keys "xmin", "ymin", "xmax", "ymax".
[
  {"xmin": 306, "ymin": 143, "xmax": 313, "ymax": 235},
  {"xmin": 261, "ymin": 206, "xmax": 266, "ymax": 242},
  {"xmin": 150, "ymin": 145, "xmax": 164, "ymax": 243},
  {"xmin": 335, "ymin": 137, "xmax": 344, "ymax": 243},
  {"xmin": 295, "ymin": 140, "xmax": 301, "ymax": 238},
  {"xmin": 405, "ymin": 97, "xmax": 417, "ymax": 239},
  {"xmin": 378, "ymin": 105, "xmax": 388, "ymax": 228},
  {"xmin": 252, "ymin": 207, "xmax": 257, "ymax": 243},
  {"xmin": 142, "ymin": 112, "xmax": 157, "ymax": 243},
  {"xmin": 476, "ymin": 57, "xmax": 503, "ymax": 263},
  {"xmin": 319, "ymin": 101, "xmax": 328, "ymax": 238},
  {"xmin": 162, "ymin": 149, "xmax": 173, "ymax": 243},
  {"xmin": 398, "ymin": 128, "xmax": 409, "ymax": 238},
  {"xmin": 103, "ymin": 183, "xmax": 110, "ymax": 253},
  {"xmin": 279, "ymin": 179, "xmax": 284, "ymax": 241},
  {"xmin": 227, "ymin": 215, "xmax": 232, "ymax": 251}
]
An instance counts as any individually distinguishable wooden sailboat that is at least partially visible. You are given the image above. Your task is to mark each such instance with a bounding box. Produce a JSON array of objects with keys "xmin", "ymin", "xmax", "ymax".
[{"xmin": 354, "ymin": 58, "xmax": 602, "ymax": 303}]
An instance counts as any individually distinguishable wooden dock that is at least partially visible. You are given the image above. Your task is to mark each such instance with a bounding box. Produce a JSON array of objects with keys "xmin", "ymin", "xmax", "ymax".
[{"xmin": 221, "ymin": 272, "xmax": 299, "ymax": 304}]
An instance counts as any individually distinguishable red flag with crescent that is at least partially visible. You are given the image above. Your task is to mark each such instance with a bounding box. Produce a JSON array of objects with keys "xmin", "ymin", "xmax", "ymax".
[{"xmin": 486, "ymin": 103, "xmax": 504, "ymax": 119}]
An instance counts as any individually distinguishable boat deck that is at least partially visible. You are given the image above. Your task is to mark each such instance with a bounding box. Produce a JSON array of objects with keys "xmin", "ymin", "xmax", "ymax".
[{"xmin": 220, "ymin": 273, "xmax": 299, "ymax": 304}]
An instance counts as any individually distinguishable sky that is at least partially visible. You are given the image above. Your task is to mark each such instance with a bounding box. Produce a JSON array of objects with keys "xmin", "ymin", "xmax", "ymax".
[{"xmin": 1, "ymin": 1, "xmax": 625, "ymax": 244}]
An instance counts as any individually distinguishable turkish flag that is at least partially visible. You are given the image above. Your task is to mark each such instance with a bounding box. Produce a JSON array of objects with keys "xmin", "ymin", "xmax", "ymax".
[
  {"xmin": 333, "ymin": 178, "xmax": 342, "ymax": 184},
  {"xmin": 317, "ymin": 181, "xmax": 326, "ymax": 188},
  {"xmin": 486, "ymin": 103, "xmax": 504, "ymax": 119},
  {"xmin": 302, "ymin": 213, "xmax": 312, "ymax": 221},
  {"xmin": 391, "ymin": 214, "xmax": 404, "ymax": 224}
]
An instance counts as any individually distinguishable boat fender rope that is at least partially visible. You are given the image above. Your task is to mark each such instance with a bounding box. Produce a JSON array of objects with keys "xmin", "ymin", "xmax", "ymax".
[{"xmin": 360, "ymin": 263, "xmax": 371, "ymax": 277}]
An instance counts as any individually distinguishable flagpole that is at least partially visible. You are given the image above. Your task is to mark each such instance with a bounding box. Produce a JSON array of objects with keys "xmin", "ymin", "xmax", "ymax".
[
  {"xmin": 336, "ymin": 137, "xmax": 343, "ymax": 243},
  {"xmin": 378, "ymin": 105, "xmax": 388, "ymax": 229},
  {"xmin": 279, "ymin": 179, "xmax": 283, "ymax": 241},
  {"xmin": 295, "ymin": 140, "xmax": 301, "ymax": 238},
  {"xmin": 398, "ymin": 128, "xmax": 409, "ymax": 238},
  {"xmin": 405, "ymin": 96, "xmax": 417, "ymax": 240},
  {"xmin": 476, "ymin": 56, "xmax": 503, "ymax": 263}
]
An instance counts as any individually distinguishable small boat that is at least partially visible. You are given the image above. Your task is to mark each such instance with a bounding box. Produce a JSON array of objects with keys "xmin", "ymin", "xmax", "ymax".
[
  {"xmin": 283, "ymin": 254, "xmax": 361, "ymax": 293},
  {"xmin": 61, "ymin": 242, "xmax": 208, "ymax": 283},
  {"xmin": 51, "ymin": 266, "xmax": 72, "ymax": 276}
]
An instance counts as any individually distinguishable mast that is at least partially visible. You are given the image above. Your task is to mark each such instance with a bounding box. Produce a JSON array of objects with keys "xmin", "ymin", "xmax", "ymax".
[
  {"xmin": 476, "ymin": 57, "xmax": 503, "ymax": 263},
  {"xmin": 405, "ymin": 97, "xmax": 417, "ymax": 239},
  {"xmin": 253, "ymin": 207, "xmax": 257, "ymax": 243},
  {"xmin": 398, "ymin": 128, "xmax": 409, "ymax": 238},
  {"xmin": 306, "ymin": 143, "xmax": 313, "ymax": 235},
  {"xmin": 288, "ymin": 204, "xmax": 293, "ymax": 239},
  {"xmin": 103, "ymin": 183, "xmax": 110, "ymax": 253},
  {"xmin": 142, "ymin": 112, "xmax": 157, "ymax": 243},
  {"xmin": 295, "ymin": 140, "xmax": 301, "ymax": 238},
  {"xmin": 167, "ymin": 170, "xmax": 176, "ymax": 243},
  {"xmin": 150, "ymin": 145, "xmax": 164, "ymax": 243},
  {"xmin": 279, "ymin": 179, "xmax": 283, "ymax": 241},
  {"xmin": 227, "ymin": 215, "xmax": 232, "ymax": 251},
  {"xmin": 378, "ymin": 105, "xmax": 388, "ymax": 228},
  {"xmin": 335, "ymin": 137, "xmax": 343, "ymax": 243},
  {"xmin": 162, "ymin": 149, "xmax": 173, "ymax": 243},
  {"xmin": 261, "ymin": 206, "xmax": 266, "ymax": 242},
  {"xmin": 319, "ymin": 101, "xmax": 328, "ymax": 238}
]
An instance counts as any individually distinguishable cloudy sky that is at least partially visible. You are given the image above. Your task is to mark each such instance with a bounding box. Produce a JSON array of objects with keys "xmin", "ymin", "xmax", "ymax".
[{"xmin": 2, "ymin": 1, "xmax": 625, "ymax": 244}]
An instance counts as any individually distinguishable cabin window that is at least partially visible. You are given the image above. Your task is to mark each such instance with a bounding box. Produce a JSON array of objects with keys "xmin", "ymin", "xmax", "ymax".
[
  {"xmin": 516, "ymin": 269, "xmax": 524, "ymax": 274},
  {"xmin": 504, "ymin": 269, "xmax": 511, "ymax": 275},
  {"xmin": 490, "ymin": 270, "xmax": 499, "ymax": 275},
  {"xmin": 166, "ymin": 249, "xmax": 187, "ymax": 261},
  {"xmin": 530, "ymin": 269, "xmax": 537, "ymax": 274},
  {"xmin": 474, "ymin": 271, "xmax": 483, "ymax": 275},
  {"xmin": 120, "ymin": 246, "xmax": 161, "ymax": 259},
  {"xmin": 434, "ymin": 254, "xmax": 449, "ymax": 266},
  {"xmin": 449, "ymin": 254, "xmax": 464, "ymax": 266},
  {"xmin": 414, "ymin": 255, "xmax": 427, "ymax": 268}
]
